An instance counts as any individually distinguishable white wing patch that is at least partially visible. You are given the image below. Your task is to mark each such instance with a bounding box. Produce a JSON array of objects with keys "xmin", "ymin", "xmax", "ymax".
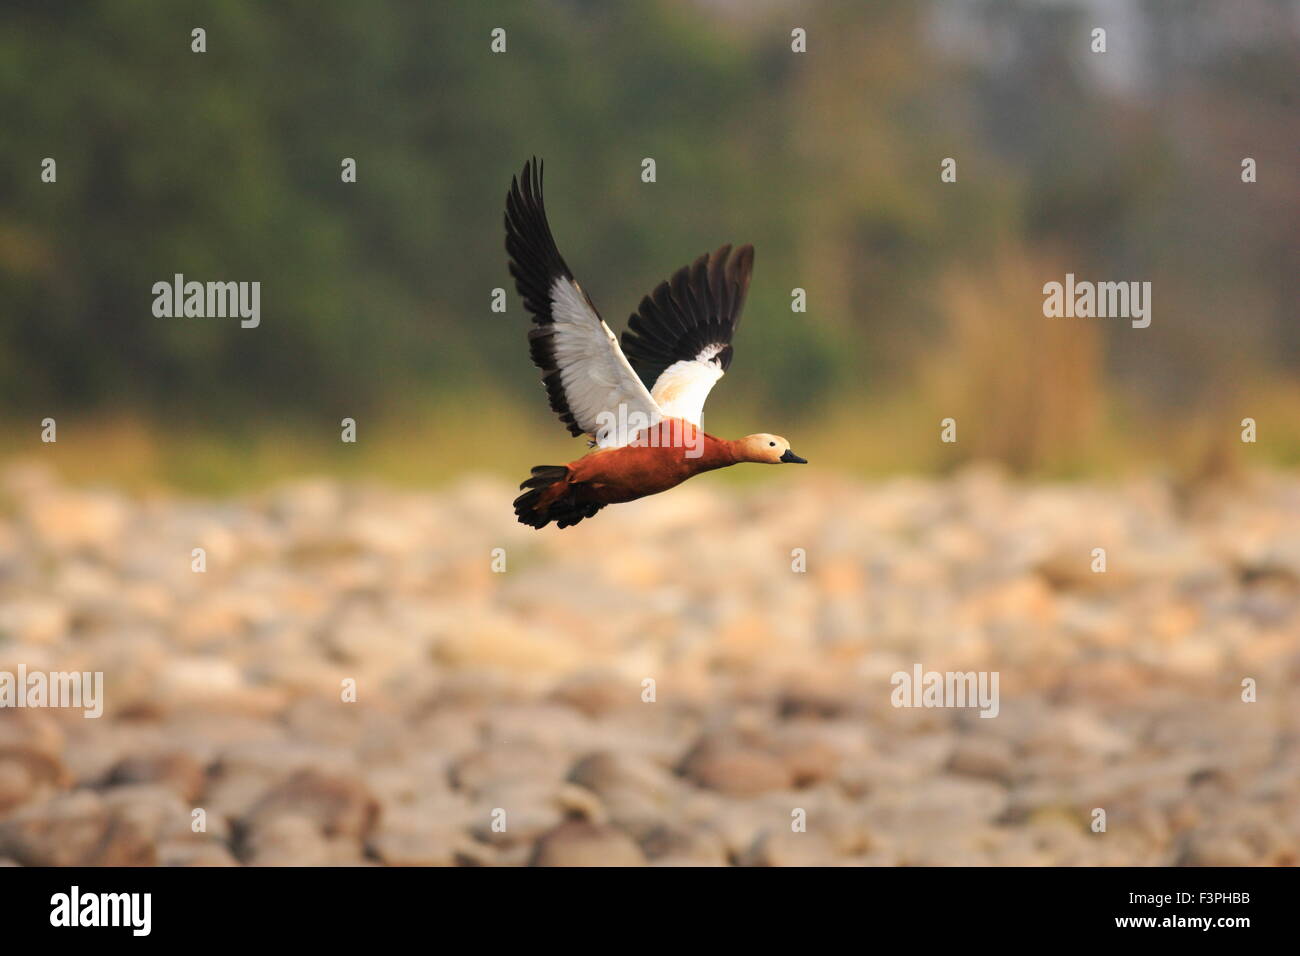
[
  {"xmin": 549, "ymin": 277, "xmax": 664, "ymax": 446},
  {"xmin": 650, "ymin": 350, "xmax": 726, "ymax": 426}
]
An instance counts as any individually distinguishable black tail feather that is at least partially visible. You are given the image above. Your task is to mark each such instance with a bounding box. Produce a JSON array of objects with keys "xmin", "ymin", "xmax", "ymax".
[
  {"xmin": 518, "ymin": 465, "xmax": 569, "ymax": 490},
  {"xmin": 512, "ymin": 465, "xmax": 605, "ymax": 529}
]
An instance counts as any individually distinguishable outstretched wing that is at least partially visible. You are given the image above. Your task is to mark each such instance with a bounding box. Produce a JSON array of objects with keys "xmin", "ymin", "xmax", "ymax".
[
  {"xmin": 505, "ymin": 158, "xmax": 663, "ymax": 445},
  {"xmin": 620, "ymin": 244, "xmax": 754, "ymax": 426}
]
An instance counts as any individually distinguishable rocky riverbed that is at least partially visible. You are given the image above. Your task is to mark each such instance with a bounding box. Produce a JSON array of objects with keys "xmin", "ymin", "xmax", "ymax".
[{"xmin": 0, "ymin": 462, "xmax": 1296, "ymax": 866}]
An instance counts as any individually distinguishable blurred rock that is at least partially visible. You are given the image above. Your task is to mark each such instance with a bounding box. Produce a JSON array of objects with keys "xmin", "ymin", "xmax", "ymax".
[
  {"xmin": 568, "ymin": 751, "xmax": 676, "ymax": 802},
  {"xmin": 0, "ymin": 714, "xmax": 70, "ymax": 814},
  {"xmin": 0, "ymin": 598, "xmax": 68, "ymax": 645},
  {"xmin": 106, "ymin": 752, "xmax": 207, "ymax": 802},
  {"xmin": 640, "ymin": 823, "xmax": 729, "ymax": 866},
  {"xmin": 23, "ymin": 490, "xmax": 127, "ymax": 553},
  {"xmin": 242, "ymin": 770, "xmax": 379, "ymax": 840},
  {"xmin": 368, "ymin": 829, "xmax": 460, "ymax": 867},
  {"xmin": 947, "ymin": 735, "xmax": 1015, "ymax": 783},
  {"xmin": 771, "ymin": 734, "xmax": 843, "ymax": 788},
  {"xmin": 240, "ymin": 813, "xmax": 331, "ymax": 866},
  {"xmin": 549, "ymin": 672, "xmax": 633, "ymax": 718},
  {"xmin": 0, "ymin": 790, "xmax": 155, "ymax": 865},
  {"xmin": 740, "ymin": 829, "xmax": 836, "ymax": 867},
  {"xmin": 1, "ymin": 466, "xmax": 1297, "ymax": 866},
  {"xmin": 529, "ymin": 821, "xmax": 645, "ymax": 867},
  {"xmin": 451, "ymin": 745, "xmax": 569, "ymax": 796},
  {"xmin": 469, "ymin": 781, "xmax": 565, "ymax": 846},
  {"xmin": 679, "ymin": 741, "xmax": 793, "ymax": 797},
  {"xmin": 159, "ymin": 841, "xmax": 239, "ymax": 866}
]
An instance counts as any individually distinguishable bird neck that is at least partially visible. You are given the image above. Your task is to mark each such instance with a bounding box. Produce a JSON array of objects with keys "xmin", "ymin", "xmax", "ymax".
[{"xmin": 700, "ymin": 434, "xmax": 743, "ymax": 469}]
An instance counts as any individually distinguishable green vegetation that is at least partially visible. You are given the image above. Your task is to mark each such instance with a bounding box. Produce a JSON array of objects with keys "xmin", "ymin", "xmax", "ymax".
[{"xmin": 1, "ymin": 1, "xmax": 1296, "ymax": 487}]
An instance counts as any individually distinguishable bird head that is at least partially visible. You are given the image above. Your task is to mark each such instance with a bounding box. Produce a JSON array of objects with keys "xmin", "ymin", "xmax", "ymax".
[{"xmin": 736, "ymin": 433, "xmax": 807, "ymax": 464}]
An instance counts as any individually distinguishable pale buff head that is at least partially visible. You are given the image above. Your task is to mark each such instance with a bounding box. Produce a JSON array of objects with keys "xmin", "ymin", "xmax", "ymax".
[{"xmin": 734, "ymin": 433, "xmax": 807, "ymax": 465}]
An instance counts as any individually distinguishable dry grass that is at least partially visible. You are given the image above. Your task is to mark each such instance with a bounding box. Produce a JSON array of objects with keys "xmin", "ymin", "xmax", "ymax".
[
  {"xmin": 2, "ymin": 357, "xmax": 1298, "ymax": 494},
  {"xmin": 919, "ymin": 250, "xmax": 1103, "ymax": 474}
]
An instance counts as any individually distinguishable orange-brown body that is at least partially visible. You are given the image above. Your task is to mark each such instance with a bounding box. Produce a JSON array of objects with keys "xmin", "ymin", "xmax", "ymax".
[
  {"xmin": 563, "ymin": 422, "xmax": 736, "ymax": 504},
  {"xmin": 515, "ymin": 419, "xmax": 742, "ymax": 528},
  {"xmin": 514, "ymin": 419, "xmax": 803, "ymax": 529}
]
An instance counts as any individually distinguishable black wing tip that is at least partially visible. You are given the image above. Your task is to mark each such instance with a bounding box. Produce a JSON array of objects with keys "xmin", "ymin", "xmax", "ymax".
[
  {"xmin": 620, "ymin": 241, "xmax": 756, "ymax": 382},
  {"xmin": 504, "ymin": 154, "xmax": 573, "ymax": 311},
  {"xmin": 732, "ymin": 242, "xmax": 754, "ymax": 272},
  {"xmin": 504, "ymin": 157, "xmax": 545, "ymax": 224},
  {"xmin": 715, "ymin": 242, "xmax": 754, "ymax": 278},
  {"xmin": 516, "ymin": 156, "xmax": 543, "ymax": 200}
]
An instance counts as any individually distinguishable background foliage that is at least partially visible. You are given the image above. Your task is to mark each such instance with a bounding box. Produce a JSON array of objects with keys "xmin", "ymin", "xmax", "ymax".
[{"xmin": 1, "ymin": 0, "xmax": 1296, "ymax": 485}]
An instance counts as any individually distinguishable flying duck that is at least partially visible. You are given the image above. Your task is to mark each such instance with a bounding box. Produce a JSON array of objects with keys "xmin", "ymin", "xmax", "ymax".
[{"xmin": 505, "ymin": 158, "xmax": 806, "ymax": 529}]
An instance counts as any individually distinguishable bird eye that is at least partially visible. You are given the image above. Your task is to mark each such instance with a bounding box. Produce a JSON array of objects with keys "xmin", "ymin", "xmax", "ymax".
[{"xmin": 769, "ymin": 441, "xmax": 776, "ymax": 447}]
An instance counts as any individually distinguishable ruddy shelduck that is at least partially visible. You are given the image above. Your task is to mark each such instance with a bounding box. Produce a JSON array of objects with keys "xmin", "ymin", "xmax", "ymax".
[{"xmin": 505, "ymin": 159, "xmax": 806, "ymax": 529}]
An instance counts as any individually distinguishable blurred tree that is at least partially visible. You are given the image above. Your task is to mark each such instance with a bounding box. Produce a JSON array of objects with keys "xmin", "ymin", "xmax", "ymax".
[{"xmin": 0, "ymin": 0, "xmax": 1294, "ymax": 469}]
